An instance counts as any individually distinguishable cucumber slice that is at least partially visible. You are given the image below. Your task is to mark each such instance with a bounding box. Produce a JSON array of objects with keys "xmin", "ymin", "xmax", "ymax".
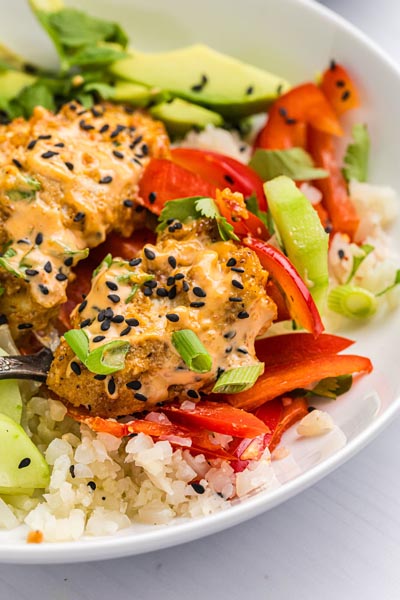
[
  {"xmin": 264, "ymin": 176, "xmax": 329, "ymax": 308},
  {"xmin": 0, "ymin": 413, "xmax": 49, "ymax": 495},
  {"xmin": 0, "ymin": 348, "xmax": 22, "ymax": 423}
]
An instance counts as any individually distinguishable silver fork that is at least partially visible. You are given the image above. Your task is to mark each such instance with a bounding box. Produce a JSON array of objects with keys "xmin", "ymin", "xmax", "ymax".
[{"xmin": 0, "ymin": 347, "xmax": 53, "ymax": 382}]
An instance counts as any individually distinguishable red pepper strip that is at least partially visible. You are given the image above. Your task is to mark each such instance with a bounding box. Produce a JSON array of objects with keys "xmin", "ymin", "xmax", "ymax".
[
  {"xmin": 214, "ymin": 188, "xmax": 270, "ymax": 240},
  {"xmin": 255, "ymin": 83, "xmax": 343, "ymax": 150},
  {"xmin": 90, "ymin": 229, "xmax": 156, "ymax": 263},
  {"xmin": 320, "ymin": 63, "xmax": 360, "ymax": 116},
  {"xmin": 163, "ymin": 401, "xmax": 269, "ymax": 438},
  {"xmin": 308, "ymin": 128, "xmax": 359, "ymax": 239},
  {"xmin": 255, "ymin": 332, "xmax": 354, "ymax": 366},
  {"xmin": 243, "ymin": 236, "xmax": 324, "ymax": 337},
  {"xmin": 260, "ymin": 397, "xmax": 309, "ymax": 452},
  {"xmin": 67, "ymin": 405, "xmax": 235, "ymax": 460},
  {"xmin": 221, "ymin": 354, "xmax": 373, "ymax": 411},
  {"xmin": 138, "ymin": 158, "xmax": 216, "ymax": 215},
  {"xmin": 265, "ymin": 280, "xmax": 291, "ymax": 322},
  {"xmin": 171, "ymin": 147, "xmax": 268, "ymax": 211}
]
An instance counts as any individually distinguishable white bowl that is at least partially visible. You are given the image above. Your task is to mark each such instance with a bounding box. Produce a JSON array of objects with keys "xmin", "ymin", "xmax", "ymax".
[{"xmin": 0, "ymin": 0, "xmax": 399, "ymax": 564}]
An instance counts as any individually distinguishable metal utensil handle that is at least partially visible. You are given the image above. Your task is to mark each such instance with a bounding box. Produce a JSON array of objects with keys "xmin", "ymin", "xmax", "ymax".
[{"xmin": 0, "ymin": 347, "xmax": 53, "ymax": 382}]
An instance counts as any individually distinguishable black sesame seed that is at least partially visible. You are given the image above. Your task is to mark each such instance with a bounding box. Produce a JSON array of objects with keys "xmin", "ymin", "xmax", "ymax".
[
  {"xmin": 126, "ymin": 380, "xmax": 142, "ymax": 390},
  {"xmin": 93, "ymin": 335, "xmax": 105, "ymax": 343},
  {"xmin": 129, "ymin": 257, "xmax": 142, "ymax": 267},
  {"xmin": 173, "ymin": 222, "xmax": 183, "ymax": 230},
  {"xmin": 279, "ymin": 106, "xmax": 288, "ymax": 118},
  {"xmin": 187, "ymin": 389, "xmax": 199, "ymax": 399},
  {"xmin": 99, "ymin": 124, "xmax": 109, "ymax": 134},
  {"xmin": 130, "ymin": 135, "xmax": 143, "ymax": 148},
  {"xmin": 18, "ymin": 457, "xmax": 31, "ymax": 469},
  {"xmin": 156, "ymin": 288, "xmax": 168, "ymax": 298},
  {"xmin": 224, "ymin": 174, "xmax": 235, "ymax": 185},
  {"xmin": 107, "ymin": 378, "xmax": 116, "ymax": 395},
  {"xmin": 91, "ymin": 107, "xmax": 102, "ymax": 118},
  {"xmin": 245, "ymin": 85, "xmax": 254, "ymax": 95},
  {"xmin": 120, "ymin": 326, "xmax": 131, "ymax": 336},
  {"xmin": 190, "ymin": 301, "xmax": 205, "ymax": 308},
  {"xmin": 168, "ymin": 256, "xmax": 177, "ymax": 269},
  {"xmin": 113, "ymin": 150, "xmax": 124, "ymax": 159},
  {"xmin": 144, "ymin": 279, "xmax": 157, "ymax": 289},
  {"xmin": 182, "ymin": 281, "xmax": 190, "ymax": 292},
  {"xmin": 226, "ymin": 258, "xmax": 237, "ymax": 267},
  {"xmin": 17, "ymin": 238, "xmax": 30, "ymax": 244},
  {"xmin": 35, "ymin": 232, "xmax": 43, "ymax": 245},
  {"xmin": 166, "ymin": 313, "xmax": 179, "ymax": 322},
  {"xmin": 167, "ymin": 218, "xmax": 174, "ymax": 225},
  {"xmin": 87, "ymin": 481, "xmax": 97, "ymax": 491},
  {"xmin": 193, "ymin": 287, "xmax": 206, "ymax": 298},
  {"xmin": 232, "ymin": 279, "xmax": 244, "ymax": 290},
  {"xmin": 106, "ymin": 281, "xmax": 118, "ymax": 291},
  {"xmin": 167, "ymin": 276, "xmax": 175, "ymax": 287},
  {"xmin": 168, "ymin": 286, "xmax": 177, "ymax": 300},
  {"xmin": 330, "ymin": 59, "xmax": 337, "ymax": 71},
  {"xmin": 107, "ymin": 293, "xmax": 120, "ymax": 303},
  {"xmin": 110, "ymin": 124, "xmax": 125, "ymax": 138},
  {"xmin": 134, "ymin": 392, "xmax": 148, "ymax": 402},
  {"xmin": 237, "ymin": 348, "xmax": 248, "ymax": 354},
  {"xmin": 17, "ymin": 322, "xmax": 33, "ymax": 330},
  {"xmin": 54, "ymin": 142, "xmax": 65, "ymax": 148},
  {"xmin": 41, "ymin": 151, "xmax": 58, "ymax": 159},
  {"xmin": 104, "ymin": 308, "xmax": 114, "ymax": 319},
  {"xmin": 224, "ymin": 330, "xmax": 236, "ymax": 339},
  {"xmin": 148, "ymin": 191, "xmax": 157, "ymax": 204},
  {"xmin": 71, "ymin": 361, "xmax": 81, "ymax": 375},
  {"xmin": 39, "ymin": 283, "xmax": 49, "ymax": 295},
  {"xmin": 175, "ymin": 273, "xmax": 184, "ymax": 281},
  {"xmin": 94, "ymin": 374, "xmax": 106, "ymax": 381},
  {"xmin": 64, "ymin": 256, "xmax": 73, "ymax": 267},
  {"xmin": 27, "ymin": 140, "xmax": 37, "ymax": 150},
  {"xmin": 80, "ymin": 318, "xmax": 91, "ymax": 328},
  {"xmin": 125, "ymin": 318, "xmax": 139, "ymax": 326},
  {"xmin": 144, "ymin": 248, "xmax": 156, "ymax": 260},
  {"xmin": 338, "ymin": 249, "xmax": 345, "ymax": 259},
  {"xmin": 44, "ymin": 261, "xmax": 52, "ymax": 273},
  {"xmin": 112, "ymin": 315, "xmax": 124, "ymax": 323},
  {"xmin": 56, "ymin": 272, "xmax": 68, "ymax": 282},
  {"xmin": 123, "ymin": 199, "xmax": 134, "ymax": 208},
  {"xmin": 325, "ymin": 224, "xmax": 333, "ymax": 234},
  {"xmin": 191, "ymin": 482, "xmax": 205, "ymax": 494},
  {"xmin": 69, "ymin": 465, "xmax": 76, "ymax": 478},
  {"xmin": 80, "ymin": 119, "xmax": 94, "ymax": 131},
  {"xmin": 25, "ymin": 269, "xmax": 38, "ymax": 277},
  {"xmin": 285, "ymin": 117, "xmax": 297, "ymax": 125},
  {"xmin": 101, "ymin": 320, "xmax": 111, "ymax": 331},
  {"xmin": 336, "ymin": 79, "xmax": 346, "ymax": 88},
  {"xmin": 229, "ymin": 297, "xmax": 243, "ymax": 303},
  {"xmin": 73, "ymin": 212, "xmax": 85, "ymax": 222},
  {"xmin": 98, "ymin": 310, "xmax": 106, "ymax": 322},
  {"xmin": 78, "ymin": 299, "xmax": 87, "ymax": 313},
  {"xmin": 99, "ymin": 175, "xmax": 113, "ymax": 184},
  {"xmin": 65, "ymin": 161, "xmax": 74, "ymax": 171},
  {"xmin": 13, "ymin": 158, "xmax": 23, "ymax": 168},
  {"xmin": 238, "ymin": 311, "xmax": 249, "ymax": 319},
  {"xmin": 341, "ymin": 89, "xmax": 351, "ymax": 101},
  {"xmin": 38, "ymin": 134, "xmax": 51, "ymax": 140},
  {"xmin": 231, "ymin": 267, "xmax": 245, "ymax": 273},
  {"xmin": 141, "ymin": 143, "xmax": 149, "ymax": 156}
]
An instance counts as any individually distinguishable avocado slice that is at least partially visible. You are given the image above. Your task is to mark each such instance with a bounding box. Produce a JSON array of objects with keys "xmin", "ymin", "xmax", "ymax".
[
  {"xmin": 150, "ymin": 98, "xmax": 223, "ymax": 136},
  {"xmin": 110, "ymin": 44, "xmax": 290, "ymax": 119},
  {"xmin": 0, "ymin": 71, "xmax": 36, "ymax": 103},
  {"xmin": 0, "ymin": 349, "xmax": 23, "ymax": 423},
  {"xmin": 0, "ymin": 413, "xmax": 50, "ymax": 495},
  {"xmin": 112, "ymin": 80, "xmax": 166, "ymax": 107},
  {"xmin": 264, "ymin": 176, "xmax": 329, "ymax": 309}
]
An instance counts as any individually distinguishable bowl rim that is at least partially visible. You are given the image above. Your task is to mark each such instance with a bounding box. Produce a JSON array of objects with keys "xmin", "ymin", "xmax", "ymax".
[{"xmin": 1, "ymin": 0, "xmax": 400, "ymax": 564}]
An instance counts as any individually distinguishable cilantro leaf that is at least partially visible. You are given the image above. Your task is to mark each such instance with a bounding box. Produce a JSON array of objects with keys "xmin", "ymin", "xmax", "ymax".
[
  {"xmin": 68, "ymin": 44, "xmax": 126, "ymax": 67},
  {"xmin": 309, "ymin": 374, "xmax": 353, "ymax": 399},
  {"xmin": 342, "ymin": 124, "xmax": 370, "ymax": 183},
  {"xmin": 376, "ymin": 269, "xmax": 400, "ymax": 297},
  {"xmin": 157, "ymin": 196, "xmax": 239, "ymax": 241},
  {"xmin": 249, "ymin": 148, "xmax": 328, "ymax": 182},
  {"xmin": 245, "ymin": 194, "xmax": 269, "ymax": 229}
]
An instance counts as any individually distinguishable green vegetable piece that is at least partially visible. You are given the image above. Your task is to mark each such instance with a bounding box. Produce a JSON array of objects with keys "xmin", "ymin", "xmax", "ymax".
[
  {"xmin": 0, "ymin": 71, "xmax": 36, "ymax": 103},
  {"xmin": 85, "ymin": 340, "xmax": 130, "ymax": 375},
  {"xmin": 212, "ymin": 363, "xmax": 264, "ymax": 394},
  {"xmin": 150, "ymin": 98, "xmax": 223, "ymax": 136},
  {"xmin": 157, "ymin": 196, "xmax": 239, "ymax": 241},
  {"xmin": 328, "ymin": 284, "xmax": 377, "ymax": 319},
  {"xmin": 92, "ymin": 253, "xmax": 113, "ymax": 279},
  {"xmin": 245, "ymin": 194, "xmax": 269, "ymax": 229},
  {"xmin": 0, "ymin": 247, "xmax": 24, "ymax": 279},
  {"xmin": 15, "ymin": 82, "xmax": 56, "ymax": 117},
  {"xmin": 0, "ymin": 413, "xmax": 49, "ymax": 495},
  {"xmin": 112, "ymin": 81, "xmax": 163, "ymax": 107},
  {"xmin": 111, "ymin": 44, "xmax": 289, "ymax": 119},
  {"xmin": 376, "ymin": 269, "xmax": 400, "ymax": 297},
  {"xmin": 171, "ymin": 329, "xmax": 212, "ymax": 373},
  {"xmin": 310, "ymin": 374, "xmax": 353, "ymax": 399},
  {"xmin": 8, "ymin": 174, "xmax": 41, "ymax": 202},
  {"xmin": 0, "ymin": 348, "xmax": 22, "ymax": 422},
  {"xmin": 345, "ymin": 243, "xmax": 374, "ymax": 284},
  {"xmin": 264, "ymin": 176, "xmax": 329, "ymax": 308},
  {"xmin": 64, "ymin": 329, "xmax": 89, "ymax": 364},
  {"xmin": 343, "ymin": 124, "xmax": 370, "ymax": 183},
  {"xmin": 249, "ymin": 148, "xmax": 328, "ymax": 182}
]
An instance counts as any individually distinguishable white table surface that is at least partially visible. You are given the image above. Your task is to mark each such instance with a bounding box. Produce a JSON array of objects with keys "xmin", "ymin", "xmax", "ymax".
[{"xmin": 1, "ymin": 1, "xmax": 400, "ymax": 598}]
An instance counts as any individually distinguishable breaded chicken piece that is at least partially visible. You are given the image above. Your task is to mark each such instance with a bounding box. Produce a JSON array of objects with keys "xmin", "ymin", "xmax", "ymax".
[
  {"xmin": 0, "ymin": 102, "xmax": 169, "ymax": 338},
  {"xmin": 47, "ymin": 219, "xmax": 276, "ymax": 417}
]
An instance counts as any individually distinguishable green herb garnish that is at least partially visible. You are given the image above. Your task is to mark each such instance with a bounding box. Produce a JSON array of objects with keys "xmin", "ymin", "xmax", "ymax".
[
  {"xmin": 342, "ymin": 124, "xmax": 370, "ymax": 183},
  {"xmin": 249, "ymin": 148, "xmax": 328, "ymax": 182},
  {"xmin": 171, "ymin": 329, "xmax": 212, "ymax": 373}
]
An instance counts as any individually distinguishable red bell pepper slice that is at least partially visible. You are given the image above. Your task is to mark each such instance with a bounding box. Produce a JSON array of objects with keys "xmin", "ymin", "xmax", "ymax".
[
  {"xmin": 91, "ymin": 229, "xmax": 156, "ymax": 263},
  {"xmin": 171, "ymin": 147, "xmax": 267, "ymax": 211},
  {"xmin": 257, "ymin": 396, "xmax": 309, "ymax": 452},
  {"xmin": 215, "ymin": 188, "xmax": 270, "ymax": 239},
  {"xmin": 255, "ymin": 83, "xmax": 343, "ymax": 150},
  {"xmin": 308, "ymin": 128, "xmax": 359, "ymax": 239},
  {"xmin": 163, "ymin": 401, "xmax": 269, "ymax": 438},
  {"xmin": 138, "ymin": 158, "xmax": 216, "ymax": 215},
  {"xmin": 243, "ymin": 236, "xmax": 324, "ymax": 337},
  {"xmin": 221, "ymin": 353, "xmax": 373, "ymax": 411},
  {"xmin": 321, "ymin": 62, "xmax": 360, "ymax": 116},
  {"xmin": 255, "ymin": 332, "xmax": 354, "ymax": 366}
]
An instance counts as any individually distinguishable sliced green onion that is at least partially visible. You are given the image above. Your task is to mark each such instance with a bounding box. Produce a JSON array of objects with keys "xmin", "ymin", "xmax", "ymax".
[
  {"xmin": 85, "ymin": 340, "xmax": 130, "ymax": 375},
  {"xmin": 64, "ymin": 329, "xmax": 89, "ymax": 363},
  {"xmin": 212, "ymin": 363, "xmax": 264, "ymax": 394},
  {"xmin": 126, "ymin": 284, "xmax": 139, "ymax": 303},
  {"xmin": 171, "ymin": 329, "xmax": 212, "ymax": 373},
  {"xmin": 345, "ymin": 244, "xmax": 374, "ymax": 284},
  {"xmin": 0, "ymin": 247, "xmax": 23, "ymax": 279},
  {"xmin": 328, "ymin": 284, "xmax": 377, "ymax": 319},
  {"xmin": 376, "ymin": 269, "xmax": 400, "ymax": 297},
  {"xmin": 92, "ymin": 253, "xmax": 113, "ymax": 278}
]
